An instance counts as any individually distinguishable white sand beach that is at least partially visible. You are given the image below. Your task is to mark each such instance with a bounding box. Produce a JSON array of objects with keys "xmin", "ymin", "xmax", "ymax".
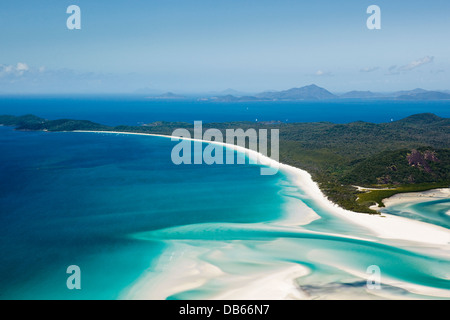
[
  {"xmin": 382, "ymin": 188, "xmax": 450, "ymax": 207},
  {"xmin": 124, "ymin": 241, "xmax": 310, "ymax": 300},
  {"xmin": 75, "ymin": 130, "xmax": 450, "ymax": 299},
  {"xmin": 277, "ymin": 162, "xmax": 450, "ymax": 246}
]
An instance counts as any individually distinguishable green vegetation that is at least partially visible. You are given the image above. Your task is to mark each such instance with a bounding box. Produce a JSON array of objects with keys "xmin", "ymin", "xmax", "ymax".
[
  {"xmin": 341, "ymin": 148, "xmax": 450, "ymax": 186},
  {"xmin": 0, "ymin": 114, "xmax": 110, "ymax": 132},
  {"xmin": 1, "ymin": 113, "xmax": 449, "ymax": 214}
]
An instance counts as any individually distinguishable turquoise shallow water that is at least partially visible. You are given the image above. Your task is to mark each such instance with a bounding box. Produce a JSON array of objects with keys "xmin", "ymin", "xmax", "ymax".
[
  {"xmin": 0, "ymin": 126, "xmax": 449, "ymax": 299},
  {"xmin": 0, "ymin": 126, "xmax": 287, "ymax": 299},
  {"xmin": 382, "ymin": 198, "xmax": 450, "ymax": 229}
]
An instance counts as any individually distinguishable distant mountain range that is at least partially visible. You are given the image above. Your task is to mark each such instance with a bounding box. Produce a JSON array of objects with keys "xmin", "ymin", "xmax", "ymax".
[
  {"xmin": 209, "ymin": 85, "xmax": 450, "ymax": 101},
  {"xmin": 395, "ymin": 91, "xmax": 450, "ymax": 101},
  {"xmin": 140, "ymin": 84, "xmax": 450, "ymax": 101},
  {"xmin": 146, "ymin": 92, "xmax": 187, "ymax": 100},
  {"xmin": 255, "ymin": 84, "xmax": 337, "ymax": 100},
  {"xmin": 338, "ymin": 91, "xmax": 384, "ymax": 99}
]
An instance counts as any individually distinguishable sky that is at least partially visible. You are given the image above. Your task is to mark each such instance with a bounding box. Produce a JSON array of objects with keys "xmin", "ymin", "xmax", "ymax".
[{"xmin": 1, "ymin": 0, "xmax": 450, "ymax": 94}]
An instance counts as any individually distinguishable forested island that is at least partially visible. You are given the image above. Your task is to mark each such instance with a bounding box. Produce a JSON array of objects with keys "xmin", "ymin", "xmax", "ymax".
[{"xmin": 1, "ymin": 113, "xmax": 449, "ymax": 214}]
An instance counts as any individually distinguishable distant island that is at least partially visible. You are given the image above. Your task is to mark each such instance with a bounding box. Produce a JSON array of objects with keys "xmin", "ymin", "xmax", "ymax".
[
  {"xmin": 1, "ymin": 113, "xmax": 448, "ymax": 214},
  {"xmin": 146, "ymin": 92, "xmax": 187, "ymax": 100},
  {"xmin": 210, "ymin": 85, "xmax": 450, "ymax": 101},
  {"xmin": 145, "ymin": 84, "xmax": 450, "ymax": 102}
]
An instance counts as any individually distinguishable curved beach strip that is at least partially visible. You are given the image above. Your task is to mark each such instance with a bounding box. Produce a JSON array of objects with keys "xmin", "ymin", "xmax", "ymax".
[
  {"xmin": 73, "ymin": 130, "xmax": 450, "ymax": 299},
  {"xmin": 75, "ymin": 130, "xmax": 450, "ymax": 246},
  {"xmin": 382, "ymin": 188, "xmax": 450, "ymax": 207},
  {"xmin": 377, "ymin": 188, "xmax": 450, "ymax": 231}
]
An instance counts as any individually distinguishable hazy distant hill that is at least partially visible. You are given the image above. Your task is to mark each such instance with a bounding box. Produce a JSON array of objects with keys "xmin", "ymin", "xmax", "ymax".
[
  {"xmin": 216, "ymin": 88, "xmax": 249, "ymax": 96},
  {"xmin": 210, "ymin": 95, "xmax": 265, "ymax": 102},
  {"xmin": 337, "ymin": 88, "xmax": 450, "ymax": 100},
  {"xmin": 256, "ymin": 84, "xmax": 337, "ymax": 100},
  {"xmin": 389, "ymin": 88, "xmax": 428, "ymax": 97},
  {"xmin": 210, "ymin": 85, "xmax": 450, "ymax": 102},
  {"xmin": 339, "ymin": 91, "xmax": 383, "ymax": 99},
  {"xmin": 212, "ymin": 84, "xmax": 336, "ymax": 101},
  {"xmin": 395, "ymin": 91, "xmax": 450, "ymax": 100},
  {"xmin": 147, "ymin": 92, "xmax": 187, "ymax": 100},
  {"xmin": 137, "ymin": 85, "xmax": 450, "ymax": 102}
]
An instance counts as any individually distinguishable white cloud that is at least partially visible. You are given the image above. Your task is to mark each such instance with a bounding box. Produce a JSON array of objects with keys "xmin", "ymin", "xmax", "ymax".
[
  {"xmin": 16, "ymin": 62, "xmax": 29, "ymax": 72},
  {"xmin": 387, "ymin": 56, "xmax": 434, "ymax": 75},
  {"xmin": 0, "ymin": 62, "xmax": 32, "ymax": 77},
  {"xmin": 3, "ymin": 65, "xmax": 13, "ymax": 73},
  {"xmin": 0, "ymin": 63, "xmax": 147, "ymax": 93},
  {"xmin": 360, "ymin": 66, "xmax": 380, "ymax": 73},
  {"xmin": 398, "ymin": 56, "xmax": 434, "ymax": 72},
  {"xmin": 314, "ymin": 70, "xmax": 332, "ymax": 77}
]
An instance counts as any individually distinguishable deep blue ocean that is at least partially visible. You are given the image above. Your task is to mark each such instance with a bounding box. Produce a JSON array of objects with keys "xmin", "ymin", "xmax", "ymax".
[
  {"xmin": 1, "ymin": 95, "xmax": 449, "ymax": 126},
  {"xmin": 0, "ymin": 126, "xmax": 288, "ymax": 299},
  {"xmin": 0, "ymin": 97, "xmax": 449, "ymax": 299}
]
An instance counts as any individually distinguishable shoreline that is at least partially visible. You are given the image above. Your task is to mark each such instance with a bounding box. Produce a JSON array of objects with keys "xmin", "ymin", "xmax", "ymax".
[
  {"xmin": 74, "ymin": 130, "xmax": 450, "ymax": 245},
  {"xmin": 75, "ymin": 129, "xmax": 450, "ymax": 245},
  {"xmin": 73, "ymin": 130, "xmax": 450, "ymax": 300},
  {"xmin": 382, "ymin": 188, "xmax": 450, "ymax": 207}
]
